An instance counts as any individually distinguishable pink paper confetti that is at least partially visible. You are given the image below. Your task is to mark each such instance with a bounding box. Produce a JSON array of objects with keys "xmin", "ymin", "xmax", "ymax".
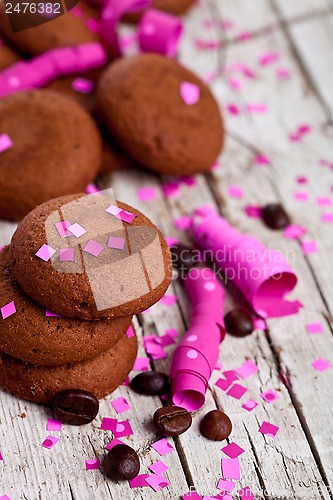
[
  {"xmin": 113, "ymin": 420, "xmax": 133, "ymax": 438},
  {"xmin": 222, "ymin": 442, "xmax": 245, "ymax": 459},
  {"xmin": 321, "ymin": 213, "xmax": 333, "ymax": 223},
  {"xmin": 284, "ymin": 224, "xmax": 306, "ymax": 239},
  {"xmin": 86, "ymin": 17, "xmax": 100, "ymax": 33},
  {"xmin": 276, "ymin": 67, "xmax": 290, "ymax": 79},
  {"xmin": 83, "ymin": 240, "xmax": 104, "ymax": 257},
  {"xmin": 107, "ymin": 236, "xmax": 125, "ymax": 250},
  {"xmin": 242, "ymin": 399, "xmax": 258, "ymax": 412},
  {"xmin": 59, "ymin": 248, "xmax": 74, "ymax": 262},
  {"xmin": 71, "ymin": 78, "xmax": 94, "ymax": 94},
  {"xmin": 217, "ymin": 479, "xmax": 235, "ymax": 492},
  {"xmin": 316, "ymin": 197, "xmax": 331, "ymax": 206},
  {"xmin": 162, "ymin": 182, "xmax": 181, "ymax": 198},
  {"xmin": 227, "ymin": 104, "xmax": 240, "ymax": 115},
  {"xmin": 244, "ymin": 205, "xmax": 262, "ymax": 218},
  {"xmin": 54, "ymin": 220, "xmax": 72, "ymax": 238},
  {"xmin": 302, "ymin": 240, "xmax": 317, "ymax": 255},
  {"xmin": 129, "ymin": 474, "xmax": 150, "ymax": 488},
  {"xmin": 35, "ymin": 244, "xmax": 56, "ymax": 261},
  {"xmin": 253, "ymin": 317, "xmax": 267, "ymax": 330},
  {"xmin": 229, "ymin": 78, "xmax": 243, "ymax": 90},
  {"xmin": 85, "ymin": 459, "xmax": 100, "ymax": 470},
  {"xmin": 105, "ymin": 438, "xmax": 125, "ymax": 450},
  {"xmin": 126, "ymin": 325, "xmax": 135, "ymax": 338},
  {"xmin": 0, "ymin": 133, "xmax": 13, "ymax": 153},
  {"xmin": 180, "ymin": 81, "xmax": 201, "ymax": 106},
  {"xmin": 258, "ymin": 421, "xmax": 279, "ymax": 438},
  {"xmin": 45, "ymin": 309, "xmax": 61, "ymax": 318},
  {"xmin": 1, "ymin": 301, "xmax": 16, "ymax": 319},
  {"xmin": 294, "ymin": 191, "xmax": 309, "ymax": 202},
  {"xmin": 105, "ymin": 205, "xmax": 136, "ymax": 224},
  {"xmin": 132, "ymin": 357, "xmax": 150, "ymax": 371},
  {"xmin": 137, "ymin": 186, "xmax": 158, "ymax": 202},
  {"xmin": 85, "ymin": 183, "xmax": 100, "ymax": 194},
  {"xmin": 165, "ymin": 328, "xmax": 179, "ymax": 340},
  {"xmin": 239, "ymin": 486, "xmax": 255, "ymax": 500},
  {"xmin": 296, "ymin": 176, "xmax": 308, "ymax": 184},
  {"xmin": 41, "ymin": 436, "xmax": 59, "ymax": 449},
  {"xmin": 46, "ymin": 418, "xmax": 62, "ymax": 431},
  {"xmin": 259, "ymin": 51, "xmax": 279, "ymax": 66},
  {"xmin": 149, "ymin": 460, "xmax": 168, "ymax": 475},
  {"xmin": 312, "ymin": 358, "xmax": 331, "ymax": 372},
  {"xmin": 159, "ymin": 294, "xmax": 178, "ymax": 306},
  {"xmin": 0, "ymin": 496, "xmax": 11, "ymax": 500},
  {"xmin": 235, "ymin": 360, "xmax": 259, "ymax": 379},
  {"xmin": 100, "ymin": 417, "xmax": 117, "ymax": 431},
  {"xmin": 226, "ymin": 383, "xmax": 248, "ymax": 399},
  {"xmin": 67, "ymin": 223, "xmax": 86, "ymax": 238},
  {"xmin": 260, "ymin": 390, "xmax": 280, "ymax": 403},
  {"xmin": 254, "ymin": 153, "xmax": 270, "ymax": 166},
  {"xmin": 228, "ymin": 185, "xmax": 244, "ymax": 198},
  {"xmin": 111, "ymin": 397, "xmax": 131, "ymax": 414},
  {"xmin": 151, "ymin": 438, "xmax": 175, "ymax": 456},
  {"xmin": 306, "ymin": 323, "xmax": 323, "ymax": 334},
  {"xmin": 216, "ymin": 371, "xmax": 239, "ymax": 391},
  {"xmin": 180, "ymin": 175, "xmax": 197, "ymax": 187},
  {"xmin": 166, "ymin": 236, "xmax": 179, "ymax": 247},
  {"xmin": 0, "ymin": 452, "xmax": 3, "ymax": 460},
  {"xmin": 247, "ymin": 103, "xmax": 267, "ymax": 113},
  {"xmin": 174, "ymin": 216, "xmax": 192, "ymax": 230},
  {"xmin": 222, "ymin": 458, "xmax": 241, "ymax": 480},
  {"xmin": 145, "ymin": 474, "xmax": 170, "ymax": 492},
  {"xmin": 181, "ymin": 492, "xmax": 202, "ymax": 500}
]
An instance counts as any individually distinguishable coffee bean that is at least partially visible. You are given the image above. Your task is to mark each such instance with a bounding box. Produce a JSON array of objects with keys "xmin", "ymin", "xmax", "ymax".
[
  {"xmin": 262, "ymin": 203, "xmax": 290, "ymax": 230},
  {"xmin": 153, "ymin": 405, "xmax": 192, "ymax": 436},
  {"xmin": 103, "ymin": 444, "xmax": 140, "ymax": 481},
  {"xmin": 224, "ymin": 308, "xmax": 254, "ymax": 337},
  {"xmin": 52, "ymin": 389, "xmax": 99, "ymax": 425},
  {"xmin": 200, "ymin": 410, "xmax": 232, "ymax": 441},
  {"xmin": 170, "ymin": 244, "xmax": 199, "ymax": 275},
  {"xmin": 130, "ymin": 372, "xmax": 170, "ymax": 396}
]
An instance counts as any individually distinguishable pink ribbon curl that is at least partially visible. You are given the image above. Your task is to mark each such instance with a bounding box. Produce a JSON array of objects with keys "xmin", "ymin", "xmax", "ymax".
[
  {"xmin": 190, "ymin": 206, "xmax": 303, "ymax": 318},
  {"xmin": 170, "ymin": 266, "xmax": 225, "ymax": 412}
]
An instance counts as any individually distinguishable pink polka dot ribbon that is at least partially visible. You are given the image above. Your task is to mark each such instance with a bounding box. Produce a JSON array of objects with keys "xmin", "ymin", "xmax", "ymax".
[{"xmin": 170, "ymin": 267, "xmax": 225, "ymax": 412}]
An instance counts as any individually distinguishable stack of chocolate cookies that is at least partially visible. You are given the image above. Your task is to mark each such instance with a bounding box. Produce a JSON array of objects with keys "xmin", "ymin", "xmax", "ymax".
[{"xmin": 0, "ymin": 193, "xmax": 172, "ymax": 405}]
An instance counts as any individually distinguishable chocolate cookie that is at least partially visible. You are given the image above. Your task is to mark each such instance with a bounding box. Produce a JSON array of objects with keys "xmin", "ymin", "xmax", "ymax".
[
  {"xmin": 0, "ymin": 332, "xmax": 138, "ymax": 404},
  {"xmin": 123, "ymin": 0, "xmax": 196, "ymax": 23},
  {"xmin": 9, "ymin": 193, "xmax": 172, "ymax": 320},
  {"xmin": 0, "ymin": 90, "xmax": 102, "ymax": 221},
  {"xmin": 96, "ymin": 54, "xmax": 224, "ymax": 176},
  {"xmin": 0, "ymin": 42, "xmax": 20, "ymax": 71},
  {"xmin": 0, "ymin": 247, "xmax": 132, "ymax": 366},
  {"xmin": 0, "ymin": 1, "xmax": 99, "ymax": 56}
]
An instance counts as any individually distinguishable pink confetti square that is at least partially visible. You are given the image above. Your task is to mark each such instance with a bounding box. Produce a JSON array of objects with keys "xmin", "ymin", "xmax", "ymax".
[
  {"xmin": 242, "ymin": 399, "xmax": 258, "ymax": 412},
  {"xmin": 244, "ymin": 205, "xmax": 262, "ymax": 218},
  {"xmin": 126, "ymin": 325, "xmax": 135, "ymax": 338},
  {"xmin": 180, "ymin": 81, "xmax": 200, "ymax": 106},
  {"xmin": 162, "ymin": 182, "xmax": 181, "ymax": 198},
  {"xmin": 312, "ymin": 358, "xmax": 331, "ymax": 372},
  {"xmin": 113, "ymin": 420, "xmax": 133, "ymax": 438},
  {"xmin": 166, "ymin": 236, "xmax": 179, "ymax": 246},
  {"xmin": 316, "ymin": 197, "xmax": 331, "ymax": 206},
  {"xmin": 59, "ymin": 248, "xmax": 74, "ymax": 262},
  {"xmin": 253, "ymin": 317, "xmax": 267, "ymax": 330},
  {"xmin": 302, "ymin": 240, "xmax": 317, "ymax": 254},
  {"xmin": 216, "ymin": 377, "xmax": 234, "ymax": 392},
  {"xmin": 235, "ymin": 360, "xmax": 259, "ymax": 379},
  {"xmin": 137, "ymin": 186, "xmax": 158, "ymax": 202},
  {"xmin": 67, "ymin": 223, "xmax": 86, "ymax": 238},
  {"xmin": 321, "ymin": 212, "xmax": 333, "ymax": 223},
  {"xmin": 35, "ymin": 244, "xmax": 56, "ymax": 262},
  {"xmin": 151, "ymin": 438, "xmax": 174, "ymax": 456},
  {"xmin": 294, "ymin": 191, "xmax": 309, "ymax": 202},
  {"xmin": 100, "ymin": 417, "xmax": 117, "ymax": 431},
  {"xmin": 227, "ymin": 104, "xmax": 240, "ymax": 115},
  {"xmin": 239, "ymin": 486, "xmax": 254, "ymax": 500},
  {"xmin": 119, "ymin": 210, "xmax": 136, "ymax": 224},
  {"xmin": 247, "ymin": 103, "xmax": 267, "ymax": 113},
  {"xmin": 284, "ymin": 224, "xmax": 306, "ymax": 239},
  {"xmin": 71, "ymin": 78, "xmax": 94, "ymax": 94},
  {"xmin": 83, "ymin": 240, "xmax": 104, "ymax": 257},
  {"xmin": 85, "ymin": 183, "xmax": 100, "ymax": 194},
  {"xmin": 149, "ymin": 460, "xmax": 168, "ymax": 475},
  {"xmin": 41, "ymin": 436, "xmax": 59, "ymax": 449},
  {"xmin": 145, "ymin": 474, "xmax": 170, "ymax": 492},
  {"xmin": 105, "ymin": 204, "xmax": 122, "ymax": 217},
  {"xmin": 159, "ymin": 294, "xmax": 178, "ymax": 306},
  {"xmin": 277, "ymin": 67, "xmax": 290, "ymax": 79},
  {"xmin": 181, "ymin": 493, "xmax": 202, "ymax": 500},
  {"xmin": 85, "ymin": 459, "xmax": 100, "ymax": 470},
  {"xmin": 54, "ymin": 220, "xmax": 72, "ymax": 238},
  {"xmin": 46, "ymin": 418, "xmax": 62, "ymax": 431},
  {"xmin": 0, "ymin": 496, "xmax": 11, "ymax": 500},
  {"xmin": 258, "ymin": 421, "xmax": 279, "ymax": 438},
  {"xmin": 165, "ymin": 328, "xmax": 179, "ymax": 340},
  {"xmin": 1, "ymin": 301, "xmax": 16, "ymax": 319},
  {"xmin": 107, "ymin": 236, "xmax": 125, "ymax": 250},
  {"xmin": 129, "ymin": 474, "xmax": 150, "ymax": 488},
  {"xmin": 0, "ymin": 133, "xmax": 13, "ymax": 153},
  {"xmin": 221, "ymin": 442, "xmax": 245, "ymax": 459},
  {"xmin": 111, "ymin": 397, "xmax": 131, "ymax": 414},
  {"xmin": 217, "ymin": 479, "xmax": 235, "ymax": 492},
  {"xmin": 174, "ymin": 216, "xmax": 192, "ymax": 230},
  {"xmin": 45, "ymin": 309, "xmax": 61, "ymax": 318},
  {"xmin": 306, "ymin": 322, "xmax": 323, "ymax": 334},
  {"xmin": 255, "ymin": 153, "xmax": 270, "ymax": 166},
  {"xmin": 133, "ymin": 357, "xmax": 150, "ymax": 371},
  {"xmin": 222, "ymin": 458, "xmax": 241, "ymax": 480},
  {"xmin": 0, "ymin": 452, "xmax": 3, "ymax": 461},
  {"xmin": 86, "ymin": 17, "xmax": 100, "ymax": 33},
  {"xmin": 260, "ymin": 390, "xmax": 280, "ymax": 403},
  {"xmin": 226, "ymin": 383, "xmax": 248, "ymax": 399},
  {"xmin": 228, "ymin": 185, "xmax": 244, "ymax": 198},
  {"xmin": 105, "ymin": 438, "xmax": 125, "ymax": 450},
  {"xmin": 259, "ymin": 51, "xmax": 279, "ymax": 66}
]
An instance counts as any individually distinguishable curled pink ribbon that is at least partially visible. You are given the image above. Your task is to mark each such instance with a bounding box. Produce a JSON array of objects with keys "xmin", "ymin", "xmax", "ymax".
[
  {"xmin": 190, "ymin": 206, "xmax": 302, "ymax": 318},
  {"xmin": 170, "ymin": 266, "xmax": 225, "ymax": 412},
  {"xmin": 0, "ymin": 42, "xmax": 107, "ymax": 98}
]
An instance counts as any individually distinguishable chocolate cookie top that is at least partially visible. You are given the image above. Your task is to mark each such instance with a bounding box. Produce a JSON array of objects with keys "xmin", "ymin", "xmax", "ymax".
[
  {"xmin": 0, "ymin": 247, "xmax": 132, "ymax": 366},
  {"xmin": 9, "ymin": 193, "xmax": 172, "ymax": 320},
  {"xmin": 96, "ymin": 54, "xmax": 224, "ymax": 176},
  {"xmin": 123, "ymin": 0, "xmax": 195, "ymax": 23},
  {"xmin": 0, "ymin": 1, "xmax": 99, "ymax": 56},
  {"xmin": 0, "ymin": 90, "xmax": 102, "ymax": 221}
]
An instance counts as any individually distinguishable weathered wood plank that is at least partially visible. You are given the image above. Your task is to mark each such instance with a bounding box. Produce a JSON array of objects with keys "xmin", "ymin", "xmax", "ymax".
[{"xmin": 273, "ymin": 0, "xmax": 332, "ymax": 21}]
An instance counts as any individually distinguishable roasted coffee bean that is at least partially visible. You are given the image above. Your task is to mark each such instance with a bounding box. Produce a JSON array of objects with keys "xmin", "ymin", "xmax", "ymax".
[
  {"xmin": 153, "ymin": 405, "xmax": 192, "ymax": 436},
  {"xmin": 224, "ymin": 308, "xmax": 254, "ymax": 337},
  {"xmin": 103, "ymin": 444, "xmax": 140, "ymax": 481},
  {"xmin": 200, "ymin": 410, "xmax": 232, "ymax": 441},
  {"xmin": 130, "ymin": 371, "xmax": 170, "ymax": 395},
  {"xmin": 261, "ymin": 203, "xmax": 290, "ymax": 230},
  {"xmin": 52, "ymin": 389, "xmax": 99, "ymax": 425},
  {"xmin": 170, "ymin": 244, "xmax": 199, "ymax": 274}
]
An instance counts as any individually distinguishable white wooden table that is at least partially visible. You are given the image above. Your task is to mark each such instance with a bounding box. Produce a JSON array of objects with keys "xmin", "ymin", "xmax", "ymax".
[{"xmin": 1, "ymin": 0, "xmax": 333, "ymax": 498}]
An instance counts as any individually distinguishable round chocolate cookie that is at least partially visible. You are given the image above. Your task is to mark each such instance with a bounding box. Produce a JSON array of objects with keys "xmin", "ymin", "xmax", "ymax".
[
  {"xmin": 123, "ymin": 0, "xmax": 196, "ymax": 23},
  {"xmin": 96, "ymin": 54, "xmax": 224, "ymax": 176},
  {"xmin": 0, "ymin": 90, "xmax": 102, "ymax": 221},
  {"xmin": 0, "ymin": 1, "xmax": 99, "ymax": 56},
  {"xmin": 0, "ymin": 42, "xmax": 20, "ymax": 71},
  {"xmin": 9, "ymin": 193, "xmax": 172, "ymax": 320},
  {"xmin": 0, "ymin": 247, "xmax": 132, "ymax": 366},
  {"xmin": 0, "ymin": 332, "xmax": 138, "ymax": 404}
]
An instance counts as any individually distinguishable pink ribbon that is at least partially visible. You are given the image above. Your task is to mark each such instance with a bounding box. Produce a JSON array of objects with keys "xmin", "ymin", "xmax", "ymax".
[
  {"xmin": 170, "ymin": 267, "xmax": 225, "ymax": 412},
  {"xmin": 0, "ymin": 42, "xmax": 107, "ymax": 98},
  {"xmin": 190, "ymin": 206, "xmax": 302, "ymax": 318}
]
